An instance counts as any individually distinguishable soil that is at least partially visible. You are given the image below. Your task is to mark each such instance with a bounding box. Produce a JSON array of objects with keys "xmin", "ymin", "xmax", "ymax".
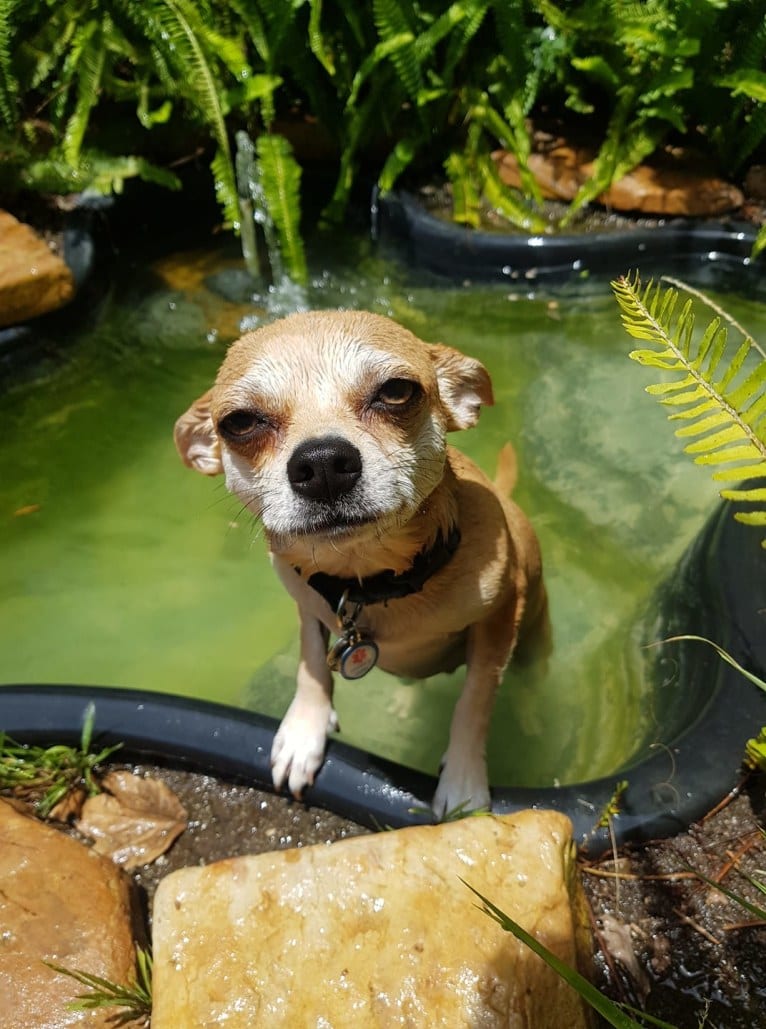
[{"xmin": 113, "ymin": 762, "xmax": 766, "ymax": 1029}]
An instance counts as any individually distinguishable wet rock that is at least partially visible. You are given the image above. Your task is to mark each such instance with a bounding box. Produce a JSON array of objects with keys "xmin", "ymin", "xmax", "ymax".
[
  {"xmin": 0, "ymin": 211, "xmax": 74, "ymax": 327},
  {"xmin": 152, "ymin": 809, "xmax": 592, "ymax": 1028},
  {"xmin": 493, "ymin": 145, "xmax": 744, "ymax": 216},
  {"xmin": 0, "ymin": 798, "xmax": 138, "ymax": 1029}
]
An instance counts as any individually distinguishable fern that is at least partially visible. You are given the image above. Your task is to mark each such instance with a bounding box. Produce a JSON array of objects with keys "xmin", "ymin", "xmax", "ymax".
[
  {"xmin": 378, "ymin": 137, "xmax": 417, "ymax": 194},
  {"xmin": 308, "ymin": 0, "xmax": 335, "ymax": 76},
  {"xmin": 0, "ymin": 0, "xmax": 20, "ymax": 130},
  {"xmin": 155, "ymin": 0, "xmax": 238, "ymax": 225},
  {"xmin": 445, "ymin": 150, "xmax": 481, "ymax": 228},
  {"xmin": 372, "ymin": 0, "xmax": 422, "ymax": 102},
  {"xmin": 256, "ymin": 132, "xmax": 307, "ymax": 285},
  {"xmin": 477, "ymin": 151, "xmax": 548, "ymax": 233},
  {"xmin": 612, "ymin": 272, "xmax": 766, "ymax": 544},
  {"xmin": 62, "ymin": 22, "xmax": 105, "ymax": 165}
]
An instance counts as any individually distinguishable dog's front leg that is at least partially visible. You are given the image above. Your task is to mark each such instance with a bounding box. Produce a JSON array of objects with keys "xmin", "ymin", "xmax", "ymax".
[
  {"xmin": 271, "ymin": 615, "xmax": 338, "ymax": 798},
  {"xmin": 433, "ymin": 593, "xmax": 523, "ymax": 819}
]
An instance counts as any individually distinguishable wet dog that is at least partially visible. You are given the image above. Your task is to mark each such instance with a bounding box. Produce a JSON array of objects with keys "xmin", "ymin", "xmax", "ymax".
[{"xmin": 174, "ymin": 311, "xmax": 547, "ymax": 816}]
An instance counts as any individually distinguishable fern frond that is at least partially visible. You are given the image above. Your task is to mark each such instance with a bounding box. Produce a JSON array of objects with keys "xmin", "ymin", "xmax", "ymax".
[
  {"xmin": 477, "ymin": 151, "xmax": 548, "ymax": 233},
  {"xmin": 0, "ymin": 0, "xmax": 20, "ymax": 130},
  {"xmin": 211, "ymin": 147, "xmax": 240, "ymax": 229},
  {"xmin": 445, "ymin": 150, "xmax": 481, "ymax": 228},
  {"xmin": 255, "ymin": 133, "xmax": 307, "ymax": 285},
  {"xmin": 442, "ymin": 0, "xmax": 489, "ymax": 82},
  {"xmin": 63, "ymin": 23, "xmax": 105, "ymax": 165},
  {"xmin": 378, "ymin": 137, "xmax": 417, "ymax": 193},
  {"xmin": 308, "ymin": 0, "xmax": 335, "ymax": 76},
  {"xmin": 155, "ymin": 0, "xmax": 237, "ymax": 226},
  {"xmin": 613, "ymin": 272, "xmax": 766, "ymax": 544},
  {"xmin": 372, "ymin": 0, "xmax": 423, "ymax": 102}
]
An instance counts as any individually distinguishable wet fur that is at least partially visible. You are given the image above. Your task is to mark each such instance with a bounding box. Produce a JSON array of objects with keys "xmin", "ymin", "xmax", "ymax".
[{"xmin": 174, "ymin": 310, "xmax": 547, "ymax": 816}]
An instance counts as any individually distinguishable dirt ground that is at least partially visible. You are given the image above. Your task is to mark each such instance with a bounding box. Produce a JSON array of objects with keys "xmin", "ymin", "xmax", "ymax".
[{"xmin": 124, "ymin": 763, "xmax": 765, "ymax": 1029}]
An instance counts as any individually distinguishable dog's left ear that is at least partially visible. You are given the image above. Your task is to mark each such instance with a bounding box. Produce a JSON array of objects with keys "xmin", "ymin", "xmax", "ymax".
[
  {"xmin": 428, "ymin": 343, "xmax": 494, "ymax": 430},
  {"xmin": 173, "ymin": 389, "xmax": 223, "ymax": 475}
]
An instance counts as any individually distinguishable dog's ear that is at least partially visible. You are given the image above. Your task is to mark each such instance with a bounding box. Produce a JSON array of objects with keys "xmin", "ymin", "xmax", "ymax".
[
  {"xmin": 428, "ymin": 343, "xmax": 494, "ymax": 430},
  {"xmin": 174, "ymin": 389, "xmax": 223, "ymax": 475}
]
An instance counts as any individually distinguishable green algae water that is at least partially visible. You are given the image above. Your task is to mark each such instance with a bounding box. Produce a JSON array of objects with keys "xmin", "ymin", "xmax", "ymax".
[{"xmin": 2, "ymin": 236, "xmax": 763, "ymax": 788}]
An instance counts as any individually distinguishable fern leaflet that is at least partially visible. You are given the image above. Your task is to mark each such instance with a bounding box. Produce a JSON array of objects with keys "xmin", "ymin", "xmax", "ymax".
[
  {"xmin": 612, "ymin": 272, "xmax": 766, "ymax": 543},
  {"xmin": 256, "ymin": 133, "xmax": 307, "ymax": 285}
]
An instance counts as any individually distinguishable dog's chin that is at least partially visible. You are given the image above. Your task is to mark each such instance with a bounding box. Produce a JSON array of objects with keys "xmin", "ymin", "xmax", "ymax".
[{"xmin": 263, "ymin": 508, "xmax": 388, "ymax": 548}]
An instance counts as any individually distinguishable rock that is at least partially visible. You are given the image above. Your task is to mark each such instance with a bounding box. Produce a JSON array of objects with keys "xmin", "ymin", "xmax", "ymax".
[
  {"xmin": 744, "ymin": 164, "xmax": 766, "ymax": 201},
  {"xmin": 492, "ymin": 145, "xmax": 744, "ymax": 216},
  {"xmin": 0, "ymin": 210, "xmax": 75, "ymax": 328},
  {"xmin": 152, "ymin": 810, "xmax": 593, "ymax": 1028},
  {"xmin": 0, "ymin": 798, "xmax": 138, "ymax": 1029}
]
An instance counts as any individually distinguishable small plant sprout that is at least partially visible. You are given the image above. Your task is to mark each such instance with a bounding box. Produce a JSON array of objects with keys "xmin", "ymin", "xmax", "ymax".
[
  {"xmin": 0, "ymin": 702, "xmax": 121, "ymax": 817},
  {"xmin": 46, "ymin": 946, "xmax": 153, "ymax": 1027},
  {"xmin": 745, "ymin": 726, "xmax": 766, "ymax": 773}
]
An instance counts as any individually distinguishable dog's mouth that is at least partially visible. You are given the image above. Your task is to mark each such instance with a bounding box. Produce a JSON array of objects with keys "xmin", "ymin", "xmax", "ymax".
[{"xmin": 284, "ymin": 510, "xmax": 380, "ymax": 539}]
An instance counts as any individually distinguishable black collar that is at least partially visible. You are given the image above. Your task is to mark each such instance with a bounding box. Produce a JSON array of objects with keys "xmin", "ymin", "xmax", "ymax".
[{"xmin": 298, "ymin": 525, "xmax": 461, "ymax": 612}]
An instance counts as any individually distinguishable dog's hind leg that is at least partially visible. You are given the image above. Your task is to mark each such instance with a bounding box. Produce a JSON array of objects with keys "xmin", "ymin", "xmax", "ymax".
[{"xmin": 270, "ymin": 615, "xmax": 338, "ymax": 798}]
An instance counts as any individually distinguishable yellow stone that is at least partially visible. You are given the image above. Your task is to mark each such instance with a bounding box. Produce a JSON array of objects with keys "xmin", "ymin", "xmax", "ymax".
[
  {"xmin": 152, "ymin": 809, "xmax": 593, "ymax": 1028},
  {"xmin": 0, "ymin": 798, "xmax": 138, "ymax": 1029},
  {"xmin": 0, "ymin": 210, "xmax": 74, "ymax": 327}
]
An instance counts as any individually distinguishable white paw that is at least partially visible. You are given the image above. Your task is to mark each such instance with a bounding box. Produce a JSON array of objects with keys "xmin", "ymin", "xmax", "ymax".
[
  {"xmin": 270, "ymin": 700, "xmax": 339, "ymax": 798},
  {"xmin": 432, "ymin": 755, "xmax": 491, "ymax": 820}
]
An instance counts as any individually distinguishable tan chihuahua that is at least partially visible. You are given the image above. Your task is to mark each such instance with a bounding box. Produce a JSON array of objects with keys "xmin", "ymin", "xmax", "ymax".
[{"xmin": 174, "ymin": 311, "xmax": 547, "ymax": 816}]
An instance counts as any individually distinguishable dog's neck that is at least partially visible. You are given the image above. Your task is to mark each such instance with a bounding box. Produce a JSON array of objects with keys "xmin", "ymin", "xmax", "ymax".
[{"xmin": 272, "ymin": 462, "xmax": 460, "ymax": 582}]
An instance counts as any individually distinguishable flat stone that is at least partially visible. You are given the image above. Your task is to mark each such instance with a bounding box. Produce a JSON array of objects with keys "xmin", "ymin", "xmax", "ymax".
[
  {"xmin": 152, "ymin": 809, "xmax": 592, "ymax": 1028},
  {"xmin": 0, "ymin": 210, "xmax": 74, "ymax": 328},
  {"xmin": 0, "ymin": 798, "xmax": 138, "ymax": 1029},
  {"xmin": 493, "ymin": 145, "xmax": 743, "ymax": 216}
]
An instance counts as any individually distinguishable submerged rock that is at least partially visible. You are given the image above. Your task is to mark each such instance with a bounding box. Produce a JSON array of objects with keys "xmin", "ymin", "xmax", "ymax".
[
  {"xmin": 152, "ymin": 809, "xmax": 592, "ymax": 1028},
  {"xmin": 0, "ymin": 798, "xmax": 138, "ymax": 1028},
  {"xmin": 0, "ymin": 211, "xmax": 74, "ymax": 327}
]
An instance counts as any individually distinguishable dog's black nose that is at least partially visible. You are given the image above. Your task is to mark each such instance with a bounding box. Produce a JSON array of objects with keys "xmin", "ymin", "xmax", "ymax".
[{"xmin": 287, "ymin": 436, "xmax": 362, "ymax": 501}]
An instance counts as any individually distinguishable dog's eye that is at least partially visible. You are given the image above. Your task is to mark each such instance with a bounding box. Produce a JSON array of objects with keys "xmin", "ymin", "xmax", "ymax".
[
  {"xmin": 374, "ymin": 378, "xmax": 419, "ymax": 407},
  {"xmin": 218, "ymin": 409, "xmax": 267, "ymax": 440}
]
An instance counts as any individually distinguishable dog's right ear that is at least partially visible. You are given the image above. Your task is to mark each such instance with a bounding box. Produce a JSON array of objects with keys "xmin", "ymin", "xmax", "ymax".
[{"xmin": 173, "ymin": 389, "xmax": 223, "ymax": 476}]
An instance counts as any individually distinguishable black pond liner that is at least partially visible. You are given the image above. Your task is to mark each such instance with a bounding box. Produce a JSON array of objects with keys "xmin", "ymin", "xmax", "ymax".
[
  {"xmin": 1, "ymin": 499, "xmax": 765, "ymax": 855},
  {"xmin": 371, "ymin": 188, "xmax": 759, "ymax": 283}
]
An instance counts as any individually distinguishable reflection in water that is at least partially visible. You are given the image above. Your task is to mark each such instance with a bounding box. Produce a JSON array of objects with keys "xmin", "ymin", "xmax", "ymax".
[{"xmin": 2, "ymin": 235, "xmax": 763, "ymax": 787}]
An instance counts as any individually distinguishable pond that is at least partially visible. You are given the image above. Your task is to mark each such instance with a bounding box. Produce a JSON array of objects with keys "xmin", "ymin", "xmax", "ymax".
[{"xmin": 1, "ymin": 228, "xmax": 764, "ymax": 792}]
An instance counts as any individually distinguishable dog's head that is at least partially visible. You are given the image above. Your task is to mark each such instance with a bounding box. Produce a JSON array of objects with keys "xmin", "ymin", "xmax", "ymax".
[{"xmin": 174, "ymin": 311, "xmax": 492, "ymax": 549}]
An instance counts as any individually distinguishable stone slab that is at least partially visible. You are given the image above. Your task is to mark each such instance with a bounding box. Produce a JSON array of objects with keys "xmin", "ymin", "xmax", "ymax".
[
  {"xmin": 0, "ymin": 210, "xmax": 74, "ymax": 327},
  {"xmin": 152, "ymin": 809, "xmax": 592, "ymax": 1028},
  {"xmin": 0, "ymin": 798, "xmax": 138, "ymax": 1029}
]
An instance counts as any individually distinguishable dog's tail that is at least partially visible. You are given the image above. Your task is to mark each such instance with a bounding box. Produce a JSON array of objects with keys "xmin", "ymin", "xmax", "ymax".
[{"xmin": 494, "ymin": 442, "xmax": 518, "ymax": 496}]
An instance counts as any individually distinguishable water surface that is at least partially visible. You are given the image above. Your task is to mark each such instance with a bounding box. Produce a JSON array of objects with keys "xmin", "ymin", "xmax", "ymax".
[{"xmin": 2, "ymin": 237, "xmax": 762, "ymax": 788}]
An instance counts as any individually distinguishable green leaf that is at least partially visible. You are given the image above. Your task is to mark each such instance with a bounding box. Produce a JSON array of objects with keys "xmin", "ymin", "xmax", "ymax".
[
  {"xmin": 663, "ymin": 635, "xmax": 766, "ymax": 692},
  {"xmin": 613, "ymin": 273, "xmax": 766, "ymax": 541},
  {"xmin": 256, "ymin": 132, "xmax": 307, "ymax": 285},
  {"xmin": 346, "ymin": 31, "xmax": 414, "ymax": 109},
  {"xmin": 378, "ymin": 137, "xmax": 417, "ymax": 193},
  {"xmin": 445, "ymin": 151, "xmax": 481, "ymax": 228},
  {"xmin": 463, "ymin": 882, "xmax": 663, "ymax": 1028},
  {"xmin": 477, "ymin": 152, "xmax": 548, "ymax": 233},
  {"xmin": 719, "ymin": 69, "xmax": 766, "ymax": 102},
  {"xmin": 745, "ymin": 726, "xmax": 766, "ymax": 772},
  {"xmin": 308, "ymin": 0, "xmax": 335, "ymax": 76}
]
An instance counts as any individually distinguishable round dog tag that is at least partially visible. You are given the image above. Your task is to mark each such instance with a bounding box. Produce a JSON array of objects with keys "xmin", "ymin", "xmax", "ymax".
[{"xmin": 339, "ymin": 639, "xmax": 379, "ymax": 680}]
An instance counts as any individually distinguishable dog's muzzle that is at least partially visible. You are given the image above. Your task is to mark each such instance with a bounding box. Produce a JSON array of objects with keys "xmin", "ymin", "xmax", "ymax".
[{"xmin": 286, "ymin": 435, "xmax": 362, "ymax": 503}]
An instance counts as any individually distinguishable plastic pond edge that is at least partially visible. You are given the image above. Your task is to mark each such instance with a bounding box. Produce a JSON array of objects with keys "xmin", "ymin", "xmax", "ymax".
[
  {"xmin": 2, "ymin": 501, "xmax": 765, "ymax": 855},
  {"xmin": 372, "ymin": 188, "xmax": 760, "ymax": 283}
]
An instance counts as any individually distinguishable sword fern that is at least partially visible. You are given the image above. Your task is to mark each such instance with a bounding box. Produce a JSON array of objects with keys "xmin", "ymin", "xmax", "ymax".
[{"xmin": 612, "ymin": 272, "xmax": 766, "ymax": 544}]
